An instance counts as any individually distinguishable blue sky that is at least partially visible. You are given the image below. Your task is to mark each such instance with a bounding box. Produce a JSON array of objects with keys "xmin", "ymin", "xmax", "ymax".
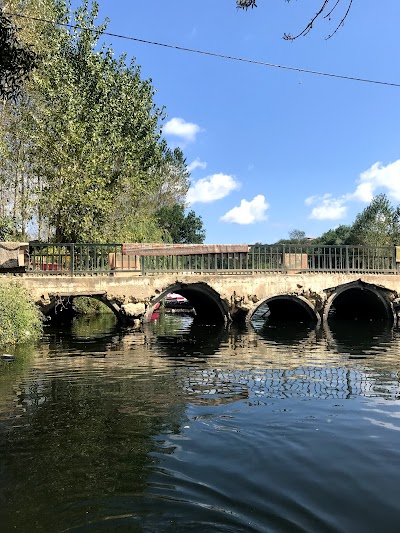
[{"xmin": 88, "ymin": 1, "xmax": 400, "ymax": 244}]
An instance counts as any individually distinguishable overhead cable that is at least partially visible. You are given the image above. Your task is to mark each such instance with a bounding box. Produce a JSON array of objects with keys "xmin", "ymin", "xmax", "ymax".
[{"xmin": 5, "ymin": 11, "xmax": 400, "ymax": 89}]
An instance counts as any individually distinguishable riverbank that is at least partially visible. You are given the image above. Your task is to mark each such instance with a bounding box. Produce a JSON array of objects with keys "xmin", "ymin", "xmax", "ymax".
[{"xmin": 0, "ymin": 281, "xmax": 43, "ymax": 346}]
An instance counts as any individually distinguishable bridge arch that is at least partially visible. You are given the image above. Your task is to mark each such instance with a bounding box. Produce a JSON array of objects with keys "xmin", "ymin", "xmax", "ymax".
[
  {"xmin": 247, "ymin": 294, "xmax": 320, "ymax": 324},
  {"xmin": 323, "ymin": 280, "xmax": 395, "ymax": 322},
  {"xmin": 145, "ymin": 282, "xmax": 229, "ymax": 324},
  {"xmin": 40, "ymin": 293, "xmax": 126, "ymax": 324}
]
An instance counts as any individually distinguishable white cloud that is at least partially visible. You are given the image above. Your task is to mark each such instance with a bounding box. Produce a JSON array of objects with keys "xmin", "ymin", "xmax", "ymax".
[
  {"xmin": 187, "ymin": 158, "xmax": 207, "ymax": 173},
  {"xmin": 305, "ymin": 159, "xmax": 400, "ymax": 220},
  {"xmin": 304, "ymin": 195, "xmax": 318, "ymax": 206},
  {"xmin": 163, "ymin": 117, "xmax": 201, "ymax": 143},
  {"xmin": 352, "ymin": 181, "xmax": 374, "ymax": 203},
  {"xmin": 307, "ymin": 194, "xmax": 347, "ymax": 220},
  {"xmin": 353, "ymin": 160, "xmax": 400, "ymax": 201},
  {"xmin": 221, "ymin": 195, "xmax": 269, "ymax": 224},
  {"xmin": 187, "ymin": 173, "xmax": 240, "ymax": 204}
]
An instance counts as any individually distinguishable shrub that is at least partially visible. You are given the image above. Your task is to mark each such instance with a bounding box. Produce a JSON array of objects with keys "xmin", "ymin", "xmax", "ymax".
[{"xmin": 0, "ymin": 282, "xmax": 42, "ymax": 345}]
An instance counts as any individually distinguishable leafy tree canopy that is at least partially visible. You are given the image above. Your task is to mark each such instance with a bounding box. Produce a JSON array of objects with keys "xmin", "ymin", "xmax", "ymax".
[
  {"xmin": 0, "ymin": 214, "xmax": 13, "ymax": 240},
  {"xmin": 347, "ymin": 194, "xmax": 400, "ymax": 246},
  {"xmin": 0, "ymin": 0, "xmax": 203, "ymax": 244},
  {"xmin": 156, "ymin": 204, "xmax": 206, "ymax": 244},
  {"xmin": 274, "ymin": 229, "xmax": 309, "ymax": 245},
  {"xmin": 0, "ymin": 10, "xmax": 36, "ymax": 100},
  {"xmin": 316, "ymin": 225, "xmax": 352, "ymax": 246}
]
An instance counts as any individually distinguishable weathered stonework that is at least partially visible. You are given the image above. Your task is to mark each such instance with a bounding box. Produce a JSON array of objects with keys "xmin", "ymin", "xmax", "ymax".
[{"xmin": 1, "ymin": 272, "xmax": 399, "ymax": 324}]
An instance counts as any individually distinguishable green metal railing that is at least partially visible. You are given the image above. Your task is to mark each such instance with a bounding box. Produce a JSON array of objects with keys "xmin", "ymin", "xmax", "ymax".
[
  {"xmin": 26, "ymin": 243, "xmax": 400, "ymax": 275},
  {"xmin": 28, "ymin": 243, "xmax": 140, "ymax": 275}
]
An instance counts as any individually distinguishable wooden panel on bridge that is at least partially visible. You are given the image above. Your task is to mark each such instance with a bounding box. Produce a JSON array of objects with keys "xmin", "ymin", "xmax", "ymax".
[
  {"xmin": 284, "ymin": 253, "xmax": 308, "ymax": 273},
  {"xmin": 122, "ymin": 243, "xmax": 249, "ymax": 256},
  {"xmin": 109, "ymin": 253, "xmax": 141, "ymax": 274}
]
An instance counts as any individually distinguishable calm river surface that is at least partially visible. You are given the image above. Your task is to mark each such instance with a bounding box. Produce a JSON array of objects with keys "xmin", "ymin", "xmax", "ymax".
[{"xmin": 1, "ymin": 313, "xmax": 400, "ymax": 532}]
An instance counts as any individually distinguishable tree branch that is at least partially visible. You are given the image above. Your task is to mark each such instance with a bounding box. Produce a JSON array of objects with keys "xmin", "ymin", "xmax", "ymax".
[
  {"xmin": 236, "ymin": 0, "xmax": 353, "ymax": 41},
  {"xmin": 325, "ymin": 0, "xmax": 353, "ymax": 40}
]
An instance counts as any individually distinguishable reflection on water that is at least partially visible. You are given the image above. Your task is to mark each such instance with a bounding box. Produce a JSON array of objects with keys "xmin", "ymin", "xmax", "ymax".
[
  {"xmin": 1, "ymin": 314, "xmax": 400, "ymax": 532},
  {"xmin": 326, "ymin": 319, "xmax": 395, "ymax": 356},
  {"xmin": 253, "ymin": 317, "xmax": 318, "ymax": 346}
]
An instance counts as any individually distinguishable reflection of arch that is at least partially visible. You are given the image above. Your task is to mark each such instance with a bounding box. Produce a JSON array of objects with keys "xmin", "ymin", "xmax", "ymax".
[
  {"xmin": 40, "ymin": 293, "xmax": 125, "ymax": 324},
  {"xmin": 323, "ymin": 320, "xmax": 393, "ymax": 356},
  {"xmin": 154, "ymin": 321, "xmax": 229, "ymax": 359},
  {"xmin": 145, "ymin": 282, "xmax": 229, "ymax": 324},
  {"xmin": 247, "ymin": 294, "xmax": 320, "ymax": 324},
  {"xmin": 323, "ymin": 280, "xmax": 395, "ymax": 322}
]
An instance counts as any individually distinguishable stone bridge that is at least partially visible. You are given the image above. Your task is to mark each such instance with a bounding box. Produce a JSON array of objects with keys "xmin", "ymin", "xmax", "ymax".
[{"xmin": 8, "ymin": 272, "xmax": 400, "ymax": 325}]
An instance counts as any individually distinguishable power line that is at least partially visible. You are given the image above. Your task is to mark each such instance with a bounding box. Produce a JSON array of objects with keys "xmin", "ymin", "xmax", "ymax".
[{"xmin": 5, "ymin": 11, "xmax": 400, "ymax": 89}]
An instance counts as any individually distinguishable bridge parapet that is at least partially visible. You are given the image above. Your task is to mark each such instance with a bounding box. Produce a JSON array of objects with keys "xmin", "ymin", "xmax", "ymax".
[{"xmin": 1, "ymin": 242, "xmax": 398, "ymax": 276}]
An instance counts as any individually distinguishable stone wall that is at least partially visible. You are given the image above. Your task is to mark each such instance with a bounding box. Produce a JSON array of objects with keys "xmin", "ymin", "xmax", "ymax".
[
  {"xmin": 0, "ymin": 242, "xmax": 28, "ymax": 272},
  {"xmin": 11, "ymin": 271, "xmax": 400, "ymax": 324}
]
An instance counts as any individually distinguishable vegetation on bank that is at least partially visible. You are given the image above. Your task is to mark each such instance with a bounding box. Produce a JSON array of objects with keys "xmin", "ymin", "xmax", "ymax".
[{"xmin": 0, "ymin": 282, "xmax": 42, "ymax": 345}]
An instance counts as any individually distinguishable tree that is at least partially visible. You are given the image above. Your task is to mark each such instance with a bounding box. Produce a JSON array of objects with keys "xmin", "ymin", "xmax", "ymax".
[
  {"xmin": 347, "ymin": 194, "xmax": 400, "ymax": 246},
  {"xmin": 156, "ymin": 204, "xmax": 206, "ymax": 244},
  {"xmin": 0, "ymin": 214, "xmax": 13, "ymax": 240},
  {"xmin": 0, "ymin": 0, "xmax": 194, "ymax": 244},
  {"xmin": 274, "ymin": 229, "xmax": 308, "ymax": 245},
  {"xmin": 0, "ymin": 1, "xmax": 55, "ymax": 238},
  {"xmin": 288, "ymin": 229, "xmax": 306, "ymax": 243},
  {"xmin": 236, "ymin": 0, "xmax": 353, "ymax": 40},
  {"xmin": 15, "ymin": 1, "xmax": 183, "ymax": 242},
  {"xmin": 0, "ymin": 10, "xmax": 36, "ymax": 100},
  {"xmin": 316, "ymin": 225, "xmax": 352, "ymax": 246},
  {"xmin": 148, "ymin": 146, "xmax": 190, "ymax": 210}
]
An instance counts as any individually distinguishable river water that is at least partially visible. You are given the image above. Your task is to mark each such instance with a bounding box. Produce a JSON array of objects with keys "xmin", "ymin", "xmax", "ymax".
[{"xmin": 1, "ymin": 312, "xmax": 400, "ymax": 532}]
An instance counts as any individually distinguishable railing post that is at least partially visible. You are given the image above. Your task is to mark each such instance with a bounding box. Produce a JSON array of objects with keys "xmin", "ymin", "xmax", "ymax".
[
  {"xmin": 70, "ymin": 243, "xmax": 75, "ymax": 276},
  {"xmin": 346, "ymin": 246, "xmax": 349, "ymax": 273}
]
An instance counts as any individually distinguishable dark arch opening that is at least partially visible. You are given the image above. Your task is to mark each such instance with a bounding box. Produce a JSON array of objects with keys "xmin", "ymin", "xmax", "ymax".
[
  {"xmin": 250, "ymin": 295, "xmax": 319, "ymax": 324},
  {"xmin": 147, "ymin": 283, "xmax": 229, "ymax": 324},
  {"xmin": 42, "ymin": 295, "xmax": 121, "ymax": 325},
  {"xmin": 326, "ymin": 285, "xmax": 393, "ymax": 322}
]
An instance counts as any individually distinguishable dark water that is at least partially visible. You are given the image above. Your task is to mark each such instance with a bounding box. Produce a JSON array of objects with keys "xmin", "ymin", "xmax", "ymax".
[{"xmin": 1, "ymin": 313, "xmax": 400, "ymax": 532}]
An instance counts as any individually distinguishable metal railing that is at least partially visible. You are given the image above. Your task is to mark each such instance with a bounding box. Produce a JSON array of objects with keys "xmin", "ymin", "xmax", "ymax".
[
  {"xmin": 25, "ymin": 243, "xmax": 400, "ymax": 275},
  {"xmin": 28, "ymin": 243, "xmax": 140, "ymax": 275},
  {"xmin": 141, "ymin": 245, "xmax": 399, "ymax": 274}
]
